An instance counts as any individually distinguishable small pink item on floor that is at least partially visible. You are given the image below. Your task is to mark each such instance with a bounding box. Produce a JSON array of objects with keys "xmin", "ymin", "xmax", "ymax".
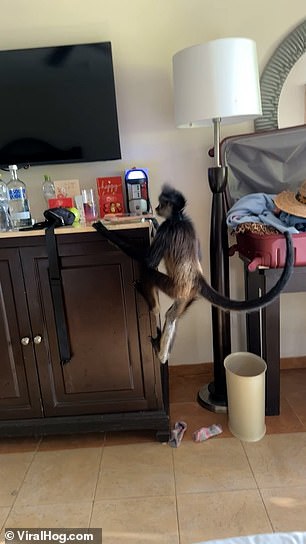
[
  {"xmin": 193, "ymin": 423, "xmax": 223, "ymax": 442},
  {"xmin": 168, "ymin": 421, "xmax": 187, "ymax": 447}
]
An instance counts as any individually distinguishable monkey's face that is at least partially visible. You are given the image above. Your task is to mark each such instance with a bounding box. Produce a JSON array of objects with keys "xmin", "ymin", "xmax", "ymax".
[
  {"xmin": 156, "ymin": 187, "xmax": 186, "ymax": 218},
  {"xmin": 155, "ymin": 199, "xmax": 173, "ymax": 219}
]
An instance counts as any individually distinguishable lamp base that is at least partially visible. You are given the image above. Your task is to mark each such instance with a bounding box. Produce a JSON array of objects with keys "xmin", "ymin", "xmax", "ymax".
[{"xmin": 197, "ymin": 383, "xmax": 227, "ymax": 413}]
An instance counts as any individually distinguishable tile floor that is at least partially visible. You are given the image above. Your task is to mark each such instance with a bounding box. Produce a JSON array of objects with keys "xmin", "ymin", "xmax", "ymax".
[{"xmin": 0, "ymin": 367, "xmax": 306, "ymax": 544}]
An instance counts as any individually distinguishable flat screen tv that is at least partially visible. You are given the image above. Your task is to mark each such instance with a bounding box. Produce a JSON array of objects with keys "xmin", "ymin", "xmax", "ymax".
[{"xmin": 0, "ymin": 42, "xmax": 121, "ymax": 168}]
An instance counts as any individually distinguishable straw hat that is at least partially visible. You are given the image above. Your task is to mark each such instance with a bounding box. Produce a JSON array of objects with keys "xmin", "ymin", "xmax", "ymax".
[{"xmin": 274, "ymin": 181, "xmax": 306, "ymax": 218}]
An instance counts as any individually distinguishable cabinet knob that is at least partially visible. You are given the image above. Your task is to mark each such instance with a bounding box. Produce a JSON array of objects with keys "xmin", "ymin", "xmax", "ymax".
[
  {"xmin": 33, "ymin": 335, "xmax": 42, "ymax": 344},
  {"xmin": 21, "ymin": 337, "xmax": 30, "ymax": 346}
]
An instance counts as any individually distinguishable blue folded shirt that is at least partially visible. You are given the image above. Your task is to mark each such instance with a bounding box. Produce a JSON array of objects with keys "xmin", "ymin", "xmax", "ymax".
[{"xmin": 227, "ymin": 193, "xmax": 304, "ymax": 234}]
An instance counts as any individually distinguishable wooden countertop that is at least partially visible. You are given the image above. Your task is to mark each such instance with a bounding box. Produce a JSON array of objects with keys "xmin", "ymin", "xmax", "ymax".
[{"xmin": 0, "ymin": 219, "xmax": 152, "ymax": 239}]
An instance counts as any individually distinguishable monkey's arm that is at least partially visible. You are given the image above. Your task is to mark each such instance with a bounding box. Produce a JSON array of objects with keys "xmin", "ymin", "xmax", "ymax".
[
  {"xmin": 145, "ymin": 225, "xmax": 167, "ymax": 268},
  {"xmin": 92, "ymin": 221, "xmax": 149, "ymax": 261}
]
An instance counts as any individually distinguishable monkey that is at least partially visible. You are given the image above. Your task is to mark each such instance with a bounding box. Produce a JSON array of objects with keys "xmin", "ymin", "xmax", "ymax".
[{"xmin": 93, "ymin": 184, "xmax": 294, "ymax": 364}]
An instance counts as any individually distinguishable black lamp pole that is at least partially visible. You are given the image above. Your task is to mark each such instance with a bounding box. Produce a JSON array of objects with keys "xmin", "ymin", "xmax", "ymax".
[{"xmin": 197, "ymin": 118, "xmax": 232, "ymax": 412}]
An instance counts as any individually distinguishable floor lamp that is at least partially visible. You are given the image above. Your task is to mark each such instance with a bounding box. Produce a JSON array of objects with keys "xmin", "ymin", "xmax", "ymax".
[{"xmin": 172, "ymin": 38, "xmax": 262, "ymax": 412}]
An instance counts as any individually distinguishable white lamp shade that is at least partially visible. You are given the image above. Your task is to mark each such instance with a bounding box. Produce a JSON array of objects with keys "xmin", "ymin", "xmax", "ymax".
[{"xmin": 173, "ymin": 38, "xmax": 262, "ymax": 128}]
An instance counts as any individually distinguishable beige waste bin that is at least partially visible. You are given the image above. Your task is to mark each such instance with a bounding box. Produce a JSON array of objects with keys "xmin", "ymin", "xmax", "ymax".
[{"xmin": 224, "ymin": 352, "xmax": 267, "ymax": 442}]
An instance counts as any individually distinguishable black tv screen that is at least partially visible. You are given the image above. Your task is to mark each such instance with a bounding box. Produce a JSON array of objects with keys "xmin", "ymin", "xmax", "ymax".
[{"xmin": 0, "ymin": 42, "xmax": 121, "ymax": 167}]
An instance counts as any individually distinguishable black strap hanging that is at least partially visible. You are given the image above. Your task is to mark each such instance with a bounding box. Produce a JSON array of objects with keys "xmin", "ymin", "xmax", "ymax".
[{"xmin": 45, "ymin": 224, "xmax": 72, "ymax": 364}]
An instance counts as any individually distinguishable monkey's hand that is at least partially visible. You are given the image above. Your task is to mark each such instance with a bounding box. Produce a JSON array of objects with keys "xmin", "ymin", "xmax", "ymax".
[
  {"xmin": 92, "ymin": 221, "xmax": 110, "ymax": 236},
  {"xmin": 93, "ymin": 220, "xmax": 148, "ymax": 262},
  {"xmin": 92, "ymin": 220, "xmax": 121, "ymax": 251}
]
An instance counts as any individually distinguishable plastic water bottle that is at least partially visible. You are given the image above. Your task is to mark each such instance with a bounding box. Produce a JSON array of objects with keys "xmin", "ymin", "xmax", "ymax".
[
  {"xmin": 7, "ymin": 165, "xmax": 32, "ymax": 229},
  {"xmin": 42, "ymin": 174, "xmax": 55, "ymax": 204},
  {"xmin": 0, "ymin": 174, "xmax": 12, "ymax": 231}
]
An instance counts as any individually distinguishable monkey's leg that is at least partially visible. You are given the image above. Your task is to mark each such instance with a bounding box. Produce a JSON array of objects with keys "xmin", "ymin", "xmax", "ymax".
[
  {"xmin": 135, "ymin": 276, "xmax": 160, "ymax": 314},
  {"xmin": 144, "ymin": 268, "xmax": 177, "ymax": 298},
  {"xmin": 135, "ymin": 267, "xmax": 176, "ymax": 313},
  {"xmin": 157, "ymin": 298, "xmax": 194, "ymax": 364}
]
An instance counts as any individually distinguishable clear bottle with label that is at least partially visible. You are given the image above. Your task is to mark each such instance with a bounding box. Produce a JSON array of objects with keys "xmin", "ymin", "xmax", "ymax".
[
  {"xmin": 42, "ymin": 174, "xmax": 55, "ymax": 204},
  {"xmin": 7, "ymin": 165, "xmax": 32, "ymax": 229},
  {"xmin": 0, "ymin": 174, "xmax": 12, "ymax": 231}
]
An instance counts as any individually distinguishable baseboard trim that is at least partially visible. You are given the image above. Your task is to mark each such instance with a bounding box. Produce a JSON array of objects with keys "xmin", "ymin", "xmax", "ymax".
[
  {"xmin": 169, "ymin": 363, "xmax": 213, "ymax": 379},
  {"xmin": 169, "ymin": 357, "xmax": 306, "ymax": 378},
  {"xmin": 280, "ymin": 356, "xmax": 306, "ymax": 370}
]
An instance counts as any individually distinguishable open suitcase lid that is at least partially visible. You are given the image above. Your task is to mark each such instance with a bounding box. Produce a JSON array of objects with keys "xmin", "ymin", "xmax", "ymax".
[
  {"xmin": 221, "ymin": 124, "xmax": 306, "ymax": 269},
  {"xmin": 220, "ymin": 124, "xmax": 306, "ymax": 203}
]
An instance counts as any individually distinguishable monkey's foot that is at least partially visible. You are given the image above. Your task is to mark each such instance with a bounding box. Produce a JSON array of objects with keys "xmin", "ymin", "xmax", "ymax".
[
  {"xmin": 151, "ymin": 328, "xmax": 169, "ymax": 364},
  {"xmin": 152, "ymin": 337, "xmax": 169, "ymax": 364},
  {"xmin": 156, "ymin": 319, "xmax": 177, "ymax": 365},
  {"xmin": 151, "ymin": 327, "xmax": 161, "ymax": 352},
  {"xmin": 158, "ymin": 350, "xmax": 169, "ymax": 365}
]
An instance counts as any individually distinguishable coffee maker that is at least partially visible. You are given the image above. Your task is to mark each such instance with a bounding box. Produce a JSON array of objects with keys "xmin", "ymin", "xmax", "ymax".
[{"xmin": 124, "ymin": 168, "xmax": 150, "ymax": 215}]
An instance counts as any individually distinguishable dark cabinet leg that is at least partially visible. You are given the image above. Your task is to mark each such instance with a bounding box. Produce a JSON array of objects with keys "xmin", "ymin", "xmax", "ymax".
[
  {"xmin": 245, "ymin": 267, "xmax": 281, "ymax": 416},
  {"xmin": 156, "ymin": 430, "xmax": 170, "ymax": 443},
  {"xmin": 245, "ymin": 268, "xmax": 261, "ymax": 356},
  {"xmin": 160, "ymin": 362, "xmax": 169, "ymax": 414},
  {"xmin": 261, "ymin": 297, "xmax": 280, "ymax": 415}
]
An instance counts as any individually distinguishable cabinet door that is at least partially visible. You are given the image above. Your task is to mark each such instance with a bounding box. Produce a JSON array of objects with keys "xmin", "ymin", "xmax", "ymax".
[
  {"xmin": 0, "ymin": 248, "xmax": 43, "ymax": 419},
  {"xmin": 21, "ymin": 235, "xmax": 160, "ymax": 417}
]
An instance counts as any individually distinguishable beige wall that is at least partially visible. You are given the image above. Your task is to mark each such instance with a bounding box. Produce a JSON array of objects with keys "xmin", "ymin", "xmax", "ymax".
[{"xmin": 1, "ymin": 0, "xmax": 306, "ymax": 364}]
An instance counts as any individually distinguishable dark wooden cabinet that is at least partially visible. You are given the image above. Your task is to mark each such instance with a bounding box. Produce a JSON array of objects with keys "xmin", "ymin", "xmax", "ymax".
[
  {"xmin": 0, "ymin": 227, "xmax": 169, "ymax": 440},
  {"xmin": 0, "ymin": 248, "xmax": 43, "ymax": 419}
]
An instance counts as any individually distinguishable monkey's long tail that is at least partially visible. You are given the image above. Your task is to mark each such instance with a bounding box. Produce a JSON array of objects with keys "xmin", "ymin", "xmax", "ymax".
[{"xmin": 199, "ymin": 231, "xmax": 294, "ymax": 312}]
